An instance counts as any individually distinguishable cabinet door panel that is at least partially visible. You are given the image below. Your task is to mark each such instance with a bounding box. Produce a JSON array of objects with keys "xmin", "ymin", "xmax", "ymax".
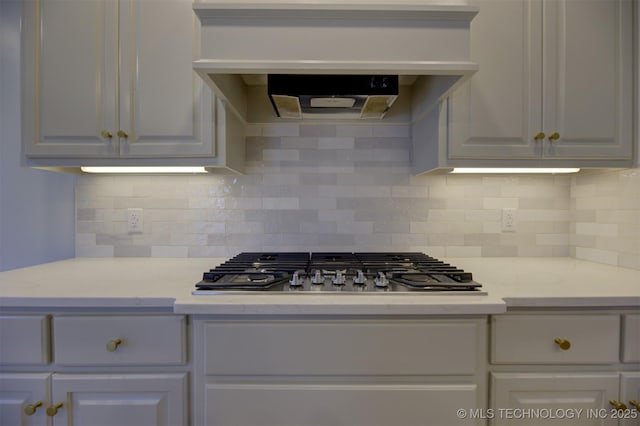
[
  {"xmin": 543, "ymin": 0, "xmax": 633, "ymax": 159},
  {"xmin": 0, "ymin": 373, "xmax": 50, "ymax": 426},
  {"xmin": 23, "ymin": 0, "xmax": 118, "ymax": 157},
  {"xmin": 51, "ymin": 374, "xmax": 187, "ymax": 426},
  {"xmin": 491, "ymin": 373, "xmax": 619, "ymax": 426},
  {"xmin": 620, "ymin": 373, "xmax": 640, "ymax": 426},
  {"xmin": 448, "ymin": 0, "xmax": 542, "ymax": 159},
  {"xmin": 205, "ymin": 383, "xmax": 480, "ymax": 426},
  {"xmin": 119, "ymin": 0, "xmax": 213, "ymax": 157}
]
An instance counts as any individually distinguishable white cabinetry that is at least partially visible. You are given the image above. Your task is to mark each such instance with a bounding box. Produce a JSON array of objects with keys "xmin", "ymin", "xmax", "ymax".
[
  {"xmin": 21, "ymin": 0, "xmax": 244, "ymax": 172},
  {"xmin": 412, "ymin": 0, "xmax": 634, "ymax": 173},
  {"xmin": 0, "ymin": 314, "xmax": 188, "ymax": 426},
  {"xmin": 193, "ymin": 317, "xmax": 487, "ymax": 426},
  {"xmin": 489, "ymin": 312, "xmax": 640, "ymax": 425}
]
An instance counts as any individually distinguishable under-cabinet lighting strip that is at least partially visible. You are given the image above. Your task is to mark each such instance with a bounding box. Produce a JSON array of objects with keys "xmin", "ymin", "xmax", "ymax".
[
  {"xmin": 80, "ymin": 167, "xmax": 209, "ymax": 174},
  {"xmin": 450, "ymin": 168, "xmax": 580, "ymax": 174}
]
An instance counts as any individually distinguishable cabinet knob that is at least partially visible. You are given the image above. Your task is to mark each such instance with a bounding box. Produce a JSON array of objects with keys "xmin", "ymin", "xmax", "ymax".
[
  {"xmin": 101, "ymin": 130, "xmax": 113, "ymax": 139},
  {"xmin": 554, "ymin": 338, "xmax": 571, "ymax": 350},
  {"xmin": 628, "ymin": 400, "xmax": 640, "ymax": 410},
  {"xmin": 548, "ymin": 132, "xmax": 560, "ymax": 142},
  {"xmin": 534, "ymin": 132, "xmax": 546, "ymax": 141},
  {"xmin": 46, "ymin": 402, "xmax": 64, "ymax": 417},
  {"xmin": 117, "ymin": 130, "xmax": 129, "ymax": 138},
  {"xmin": 609, "ymin": 400, "xmax": 628, "ymax": 411},
  {"xmin": 24, "ymin": 401, "xmax": 43, "ymax": 416},
  {"xmin": 106, "ymin": 338, "xmax": 122, "ymax": 352}
]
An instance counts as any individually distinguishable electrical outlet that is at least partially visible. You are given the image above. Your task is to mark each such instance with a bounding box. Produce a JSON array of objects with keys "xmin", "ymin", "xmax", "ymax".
[
  {"xmin": 502, "ymin": 208, "xmax": 517, "ymax": 232},
  {"xmin": 127, "ymin": 208, "xmax": 143, "ymax": 233}
]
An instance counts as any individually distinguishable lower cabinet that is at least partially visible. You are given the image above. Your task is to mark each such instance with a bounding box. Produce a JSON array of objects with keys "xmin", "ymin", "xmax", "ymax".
[
  {"xmin": 489, "ymin": 312, "xmax": 640, "ymax": 426},
  {"xmin": 0, "ymin": 314, "xmax": 188, "ymax": 426},
  {"xmin": 193, "ymin": 317, "xmax": 488, "ymax": 426},
  {"xmin": 0, "ymin": 372, "xmax": 187, "ymax": 426}
]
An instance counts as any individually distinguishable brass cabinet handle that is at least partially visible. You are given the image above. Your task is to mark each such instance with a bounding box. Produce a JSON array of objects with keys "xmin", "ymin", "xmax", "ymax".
[
  {"xmin": 548, "ymin": 132, "xmax": 560, "ymax": 142},
  {"xmin": 24, "ymin": 401, "xmax": 43, "ymax": 416},
  {"xmin": 628, "ymin": 400, "xmax": 640, "ymax": 410},
  {"xmin": 100, "ymin": 130, "xmax": 113, "ymax": 139},
  {"xmin": 534, "ymin": 132, "xmax": 546, "ymax": 141},
  {"xmin": 554, "ymin": 338, "xmax": 571, "ymax": 350},
  {"xmin": 46, "ymin": 402, "xmax": 64, "ymax": 417},
  {"xmin": 106, "ymin": 338, "xmax": 122, "ymax": 352},
  {"xmin": 609, "ymin": 400, "xmax": 628, "ymax": 410},
  {"xmin": 117, "ymin": 130, "xmax": 129, "ymax": 138}
]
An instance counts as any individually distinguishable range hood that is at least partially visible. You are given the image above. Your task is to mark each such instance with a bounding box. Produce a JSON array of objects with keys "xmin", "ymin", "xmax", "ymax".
[{"xmin": 193, "ymin": 1, "xmax": 479, "ymax": 121}]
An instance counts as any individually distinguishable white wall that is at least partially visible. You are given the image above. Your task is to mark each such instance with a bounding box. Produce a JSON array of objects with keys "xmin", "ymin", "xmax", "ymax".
[{"xmin": 0, "ymin": 0, "xmax": 76, "ymax": 271}]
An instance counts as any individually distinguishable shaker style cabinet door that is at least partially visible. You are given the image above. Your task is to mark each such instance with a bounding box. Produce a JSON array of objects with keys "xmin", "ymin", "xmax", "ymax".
[
  {"xmin": 22, "ymin": 0, "xmax": 214, "ymax": 159},
  {"xmin": 447, "ymin": 0, "xmax": 633, "ymax": 162}
]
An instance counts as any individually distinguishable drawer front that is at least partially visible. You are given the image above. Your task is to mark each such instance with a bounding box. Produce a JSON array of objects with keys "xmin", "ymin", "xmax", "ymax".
[
  {"xmin": 53, "ymin": 315, "xmax": 186, "ymax": 366},
  {"xmin": 204, "ymin": 383, "xmax": 480, "ymax": 426},
  {"xmin": 622, "ymin": 314, "xmax": 640, "ymax": 363},
  {"xmin": 492, "ymin": 314, "xmax": 620, "ymax": 364},
  {"xmin": 203, "ymin": 320, "xmax": 481, "ymax": 376},
  {"xmin": 0, "ymin": 316, "xmax": 50, "ymax": 365}
]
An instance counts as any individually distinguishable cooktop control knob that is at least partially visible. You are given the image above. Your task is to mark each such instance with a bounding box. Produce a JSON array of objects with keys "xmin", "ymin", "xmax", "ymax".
[
  {"xmin": 353, "ymin": 270, "xmax": 366, "ymax": 285},
  {"xmin": 374, "ymin": 272, "xmax": 389, "ymax": 288},
  {"xmin": 332, "ymin": 271, "xmax": 345, "ymax": 286},
  {"xmin": 311, "ymin": 270, "xmax": 324, "ymax": 285},
  {"xmin": 289, "ymin": 271, "xmax": 304, "ymax": 287}
]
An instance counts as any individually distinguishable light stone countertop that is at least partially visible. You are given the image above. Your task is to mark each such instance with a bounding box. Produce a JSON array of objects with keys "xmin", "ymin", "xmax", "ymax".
[{"xmin": 0, "ymin": 257, "xmax": 638, "ymax": 315}]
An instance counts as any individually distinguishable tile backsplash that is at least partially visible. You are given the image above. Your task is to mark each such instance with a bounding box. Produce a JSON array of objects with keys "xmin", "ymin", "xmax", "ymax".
[{"xmin": 76, "ymin": 124, "xmax": 639, "ymax": 270}]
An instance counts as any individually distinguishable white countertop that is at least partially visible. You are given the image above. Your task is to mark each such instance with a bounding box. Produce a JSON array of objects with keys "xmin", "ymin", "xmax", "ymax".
[{"xmin": 0, "ymin": 257, "xmax": 638, "ymax": 315}]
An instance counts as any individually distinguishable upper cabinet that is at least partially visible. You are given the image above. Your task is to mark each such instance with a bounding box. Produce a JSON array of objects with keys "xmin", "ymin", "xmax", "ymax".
[
  {"xmin": 22, "ymin": 0, "xmax": 244, "ymax": 172},
  {"xmin": 412, "ymin": 0, "xmax": 634, "ymax": 173}
]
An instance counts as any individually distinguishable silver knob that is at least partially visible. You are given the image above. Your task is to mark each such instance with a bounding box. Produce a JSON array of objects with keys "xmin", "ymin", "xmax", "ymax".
[
  {"xmin": 374, "ymin": 272, "xmax": 389, "ymax": 288},
  {"xmin": 289, "ymin": 271, "xmax": 303, "ymax": 287},
  {"xmin": 354, "ymin": 270, "xmax": 366, "ymax": 285},
  {"xmin": 332, "ymin": 271, "xmax": 345, "ymax": 286},
  {"xmin": 311, "ymin": 270, "xmax": 324, "ymax": 285}
]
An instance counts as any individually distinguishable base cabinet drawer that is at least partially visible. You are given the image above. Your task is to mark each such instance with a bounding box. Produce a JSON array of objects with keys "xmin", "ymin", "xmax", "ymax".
[
  {"xmin": 203, "ymin": 319, "xmax": 481, "ymax": 376},
  {"xmin": 0, "ymin": 316, "xmax": 50, "ymax": 365},
  {"xmin": 622, "ymin": 314, "xmax": 640, "ymax": 363},
  {"xmin": 205, "ymin": 382, "xmax": 480, "ymax": 426},
  {"xmin": 492, "ymin": 315, "xmax": 620, "ymax": 364},
  {"xmin": 53, "ymin": 315, "xmax": 186, "ymax": 366}
]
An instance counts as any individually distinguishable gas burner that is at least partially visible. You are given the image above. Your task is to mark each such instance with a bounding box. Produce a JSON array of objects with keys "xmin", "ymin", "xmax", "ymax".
[{"xmin": 193, "ymin": 252, "xmax": 484, "ymax": 294}]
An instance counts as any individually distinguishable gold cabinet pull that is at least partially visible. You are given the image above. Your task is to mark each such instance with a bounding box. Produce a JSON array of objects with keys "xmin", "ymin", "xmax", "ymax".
[
  {"xmin": 46, "ymin": 402, "xmax": 63, "ymax": 417},
  {"xmin": 534, "ymin": 132, "xmax": 546, "ymax": 141},
  {"xmin": 548, "ymin": 132, "xmax": 560, "ymax": 142},
  {"xmin": 628, "ymin": 400, "xmax": 640, "ymax": 410},
  {"xmin": 117, "ymin": 130, "xmax": 129, "ymax": 138},
  {"xmin": 106, "ymin": 338, "xmax": 122, "ymax": 352},
  {"xmin": 24, "ymin": 401, "xmax": 43, "ymax": 416},
  {"xmin": 609, "ymin": 400, "xmax": 627, "ymax": 410},
  {"xmin": 100, "ymin": 130, "xmax": 113, "ymax": 139},
  {"xmin": 554, "ymin": 338, "xmax": 571, "ymax": 350}
]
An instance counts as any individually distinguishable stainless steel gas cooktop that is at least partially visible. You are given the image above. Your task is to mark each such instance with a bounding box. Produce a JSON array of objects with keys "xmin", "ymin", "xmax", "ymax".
[{"xmin": 193, "ymin": 252, "xmax": 485, "ymax": 295}]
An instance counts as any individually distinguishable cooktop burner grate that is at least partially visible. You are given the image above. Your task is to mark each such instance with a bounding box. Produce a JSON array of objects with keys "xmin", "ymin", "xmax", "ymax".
[{"xmin": 194, "ymin": 252, "xmax": 484, "ymax": 294}]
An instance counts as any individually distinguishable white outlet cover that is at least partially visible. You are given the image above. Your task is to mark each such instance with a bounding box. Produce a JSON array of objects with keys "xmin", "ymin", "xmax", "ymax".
[{"xmin": 127, "ymin": 208, "xmax": 143, "ymax": 233}]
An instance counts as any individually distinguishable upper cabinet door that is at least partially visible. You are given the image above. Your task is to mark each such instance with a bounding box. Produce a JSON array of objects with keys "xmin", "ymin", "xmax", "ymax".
[
  {"xmin": 118, "ymin": 0, "xmax": 213, "ymax": 158},
  {"xmin": 446, "ymin": 0, "xmax": 633, "ymax": 163},
  {"xmin": 23, "ymin": 0, "xmax": 119, "ymax": 157},
  {"xmin": 542, "ymin": 0, "xmax": 633, "ymax": 159},
  {"xmin": 447, "ymin": 0, "xmax": 543, "ymax": 160}
]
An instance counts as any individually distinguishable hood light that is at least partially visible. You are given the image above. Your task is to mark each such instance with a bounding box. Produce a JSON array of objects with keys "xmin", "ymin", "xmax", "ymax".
[
  {"xmin": 80, "ymin": 167, "xmax": 209, "ymax": 174},
  {"xmin": 450, "ymin": 168, "xmax": 580, "ymax": 174}
]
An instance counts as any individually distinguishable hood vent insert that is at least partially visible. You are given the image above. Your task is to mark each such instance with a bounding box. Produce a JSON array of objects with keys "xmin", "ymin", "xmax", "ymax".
[{"xmin": 268, "ymin": 75, "xmax": 399, "ymax": 120}]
